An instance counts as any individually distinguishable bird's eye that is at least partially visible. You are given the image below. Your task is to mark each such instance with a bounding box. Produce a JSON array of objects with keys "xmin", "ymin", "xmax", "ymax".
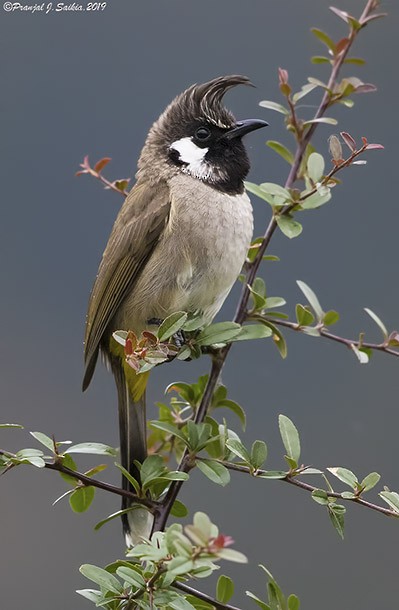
[{"xmin": 194, "ymin": 127, "xmax": 211, "ymax": 141}]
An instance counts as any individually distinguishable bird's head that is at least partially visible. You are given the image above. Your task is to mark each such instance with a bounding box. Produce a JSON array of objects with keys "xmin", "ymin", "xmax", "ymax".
[{"xmin": 138, "ymin": 75, "xmax": 268, "ymax": 194}]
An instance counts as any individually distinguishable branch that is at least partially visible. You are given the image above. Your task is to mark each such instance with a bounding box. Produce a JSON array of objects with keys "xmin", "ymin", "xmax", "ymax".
[
  {"xmin": 152, "ymin": 0, "xmax": 381, "ymax": 534},
  {"xmin": 6, "ymin": 456, "xmax": 158, "ymax": 509},
  {"xmin": 173, "ymin": 581, "xmax": 243, "ymax": 610},
  {"xmin": 258, "ymin": 316, "xmax": 399, "ymax": 359},
  {"xmin": 76, "ymin": 155, "xmax": 130, "ymax": 198},
  {"xmin": 211, "ymin": 459, "xmax": 399, "ymax": 520}
]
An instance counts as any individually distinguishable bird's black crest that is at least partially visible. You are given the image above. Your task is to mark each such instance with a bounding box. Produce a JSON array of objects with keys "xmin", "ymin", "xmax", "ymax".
[
  {"xmin": 150, "ymin": 75, "xmax": 253, "ymax": 141},
  {"xmin": 176, "ymin": 75, "xmax": 253, "ymax": 128}
]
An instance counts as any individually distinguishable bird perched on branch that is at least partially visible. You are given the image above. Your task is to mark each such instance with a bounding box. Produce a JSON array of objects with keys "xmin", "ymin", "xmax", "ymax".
[{"xmin": 83, "ymin": 75, "xmax": 268, "ymax": 545}]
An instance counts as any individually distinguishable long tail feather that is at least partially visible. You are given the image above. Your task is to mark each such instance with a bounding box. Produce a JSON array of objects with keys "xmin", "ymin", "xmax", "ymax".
[{"xmin": 111, "ymin": 357, "xmax": 153, "ymax": 546}]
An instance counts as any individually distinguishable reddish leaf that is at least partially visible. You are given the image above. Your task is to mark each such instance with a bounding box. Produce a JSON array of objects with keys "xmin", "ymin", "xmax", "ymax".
[
  {"xmin": 354, "ymin": 83, "xmax": 377, "ymax": 94},
  {"xmin": 365, "ymin": 143, "xmax": 384, "ymax": 150},
  {"xmin": 94, "ymin": 157, "xmax": 111, "ymax": 173},
  {"xmin": 278, "ymin": 67, "xmax": 289, "ymax": 84},
  {"xmin": 340, "ymin": 131, "xmax": 356, "ymax": 152}
]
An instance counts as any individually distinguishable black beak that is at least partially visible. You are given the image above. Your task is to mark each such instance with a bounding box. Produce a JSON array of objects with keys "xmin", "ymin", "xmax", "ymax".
[{"xmin": 222, "ymin": 118, "xmax": 268, "ymax": 140}]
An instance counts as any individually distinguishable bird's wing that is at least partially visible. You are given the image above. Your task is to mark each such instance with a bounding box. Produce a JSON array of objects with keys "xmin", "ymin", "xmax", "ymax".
[{"xmin": 83, "ymin": 180, "xmax": 171, "ymax": 390}]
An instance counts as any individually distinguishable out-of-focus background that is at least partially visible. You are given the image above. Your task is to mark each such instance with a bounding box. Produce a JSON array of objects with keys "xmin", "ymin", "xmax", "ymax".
[{"xmin": 1, "ymin": 1, "xmax": 398, "ymax": 608}]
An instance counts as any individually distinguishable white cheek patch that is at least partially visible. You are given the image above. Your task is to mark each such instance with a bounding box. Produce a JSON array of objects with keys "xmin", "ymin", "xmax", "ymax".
[{"xmin": 169, "ymin": 137, "xmax": 212, "ymax": 180}]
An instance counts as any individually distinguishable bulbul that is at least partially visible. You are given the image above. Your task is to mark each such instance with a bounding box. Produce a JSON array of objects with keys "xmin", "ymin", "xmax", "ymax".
[{"xmin": 83, "ymin": 75, "xmax": 267, "ymax": 545}]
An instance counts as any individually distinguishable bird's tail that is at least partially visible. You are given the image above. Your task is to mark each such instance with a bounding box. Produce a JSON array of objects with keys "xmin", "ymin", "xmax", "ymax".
[{"xmin": 111, "ymin": 357, "xmax": 154, "ymax": 547}]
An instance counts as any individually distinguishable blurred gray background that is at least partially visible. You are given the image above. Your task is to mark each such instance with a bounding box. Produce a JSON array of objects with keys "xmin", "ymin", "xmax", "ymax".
[{"xmin": 1, "ymin": 1, "xmax": 398, "ymax": 608}]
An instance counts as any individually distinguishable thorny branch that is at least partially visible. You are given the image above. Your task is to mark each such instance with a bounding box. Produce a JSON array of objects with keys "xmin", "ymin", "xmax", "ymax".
[
  {"xmin": 257, "ymin": 315, "xmax": 399, "ymax": 359},
  {"xmin": 198, "ymin": 458, "xmax": 399, "ymax": 520}
]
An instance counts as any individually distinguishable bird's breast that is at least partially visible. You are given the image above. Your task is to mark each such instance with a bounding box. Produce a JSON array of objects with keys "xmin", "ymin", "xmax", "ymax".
[{"xmin": 118, "ymin": 174, "xmax": 253, "ymax": 331}]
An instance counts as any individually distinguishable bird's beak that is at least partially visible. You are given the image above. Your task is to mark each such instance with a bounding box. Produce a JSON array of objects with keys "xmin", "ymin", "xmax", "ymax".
[{"xmin": 222, "ymin": 118, "xmax": 269, "ymax": 140}]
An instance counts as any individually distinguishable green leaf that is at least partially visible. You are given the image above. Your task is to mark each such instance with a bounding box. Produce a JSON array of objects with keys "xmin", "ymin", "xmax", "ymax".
[
  {"xmin": 150, "ymin": 421, "xmax": 187, "ymax": 444},
  {"xmin": 261, "ymin": 320, "xmax": 287, "ymax": 358},
  {"xmin": 94, "ymin": 507, "xmax": 138, "ymax": 531},
  {"xmin": 328, "ymin": 504, "xmax": 345, "ymax": 539},
  {"xmin": 225, "ymin": 439, "xmax": 251, "ymax": 464},
  {"xmin": 84, "ymin": 464, "xmax": 107, "ymax": 478},
  {"xmin": 171, "ymin": 499, "xmax": 189, "ymax": 517},
  {"xmin": 196, "ymin": 459, "xmax": 230, "ymax": 486},
  {"xmin": 214, "ymin": 399, "xmax": 246, "ymax": 430},
  {"xmin": 364, "ymin": 308, "xmax": 388, "ymax": 339},
  {"xmin": 266, "ymin": 141, "xmax": 294, "ymax": 165},
  {"xmin": 360, "ymin": 472, "xmax": 381, "ymax": 492},
  {"xmin": 311, "ymin": 27, "xmax": 336, "ymax": 52},
  {"xmin": 278, "ymin": 415, "xmax": 301, "ymax": 463},
  {"xmin": 341, "ymin": 491, "xmax": 356, "ymax": 499},
  {"xmin": 295, "ymin": 304, "xmax": 315, "ymax": 326},
  {"xmin": 79, "ymin": 564, "xmax": 122, "ymax": 594},
  {"xmin": 251, "ymin": 440, "xmax": 268, "ymax": 470},
  {"xmin": 245, "ymin": 182, "xmax": 276, "ymax": 205},
  {"xmin": 300, "ymin": 467, "xmax": 323, "ymax": 475},
  {"xmin": 344, "ymin": 57, "xmax": 366, "ymax": 65},
  {"xmin": 218, "ymin": 548, "xmax": 248, "ymax": 563},
  {"xmin": 307, "ymin": 152, "xmax": 325, "ymax": 182},
  {"xmin": 29, "ymin": 431, "xmax": 55, "ymax": 453},
  {"xmin": 257, "ymin": 470, "xmax": 287, "ymax": 479},
  {"xmin": 170, "ymin": 597, "xmax": 198, "ymax": 610},
  {"xmin": 69, "ymin": 486, "xmax": 95, "ymax": 513},
  {"xmin": 288, "ymin": 594, "xmax": 300, "ymax": 610},
  {"xmin": 248, "ymin": 278, "xmax": 267, "ymax": 310},
  {"xmin": 265, "ymin": 297, "xmax": 286, "ymax": 309},
  {"xmin": 112, "ymin": 330, "xmax": 128, "ymax": 346},
  {"xmin": 65, "ymin": 443, "xmax": 117, "ymax": 456},
  {"xmin": 231, "ymin": 324, "xmax": 273, "ymax": 341},
  {"xmin": 116, "ymin": 566, "xmax": 145, "ymax": 588},
  {"xmin": 311, "ymin": 56, "xmax": 330, "ymax": 64},
  {"xmin": 296, "ymin": 280, "xmax": 324, "ymax": 321},
  {"xmin": 292, "ymin": 83, "xmax": 317, "ymax": 103},
  {"xmin": 217, "ymin": 575, "xmax": 234, "ymax": 604},
  {"xmin": 323, "ymin": 310, "xmax": 340, "ymax": 326},
  {"xmin": 300, "ymin": 189, "xmax": 331, "ymax": 210},
  {"xmin": 303, "ymin": 117, "xmax": 338, "ymax": 126},
  {"xmin": 196, "ymin": 322, "xmax": 242, "ymax": 346},
  {"xmin": 76, "ymin": 589, "xmax": 102, "ymax": 603},
  {"xmin": 379, "ymin": 491, "xmax": 399, "ymax": 513},
  {"xmin": 246, "ymin": 591, "xmax": 271, "ymax": 610},
  {"xmin": 259, "ymin": 182, "xmax": 291, "ymax": 200},
  {"xmin": 0, "ymin": 423, "xmax": 23, "ymax": 429},
  {"xmin": 311, "ymin": 489, "xmax": 329, "ymax": 505},
  {"xmin": 338, "ymin": 98, "xmax": 355, "ymax": 108},
  {"xmin": 276, "ymin": 215, "xmax": 303, "ymax": 239},
  {"xmin": 259, "ymin": 100, "xmax": 288, "ymax": 115},
  {"xmin": 351, "ymin": 344, "xmax": 369, "ymax": 364},
  {"xmin": 157, "ymin": 311, "xmax": 188, "ymax": 341},
  {"xmin": 59, "ymin": 454, "xmax": 78, "ymax": 485},
  {"xmin": 327, "ymin": 467, "xmax": 358, "ymax": 488}
]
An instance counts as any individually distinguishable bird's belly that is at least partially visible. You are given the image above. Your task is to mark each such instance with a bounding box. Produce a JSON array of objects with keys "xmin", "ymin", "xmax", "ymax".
[{"xmin": 115, "ymin": 178, "xmax": 253, "ymax": 333}]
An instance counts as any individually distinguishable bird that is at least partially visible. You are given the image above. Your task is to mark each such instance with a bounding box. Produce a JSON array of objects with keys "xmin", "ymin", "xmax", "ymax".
[{"xmin": 83, "ymin": 75, "xmax": 268, "ymax": 545}]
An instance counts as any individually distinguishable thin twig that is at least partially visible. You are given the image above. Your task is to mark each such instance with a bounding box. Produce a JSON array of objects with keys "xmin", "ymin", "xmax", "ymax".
[
  {"xmin": 173, "ymin": 581, "xmax": 243, "ymax": 610},
  {"xmin": 208, "ymin": 459, "xmax": 399, "ymax": 520},
  {"xmin": 258, "ymin": 316, "xmax": 399, "ymax": 358},
  {"xmin": 44, "ymin": 462, "xmax": 157, "ymax": 509}
]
